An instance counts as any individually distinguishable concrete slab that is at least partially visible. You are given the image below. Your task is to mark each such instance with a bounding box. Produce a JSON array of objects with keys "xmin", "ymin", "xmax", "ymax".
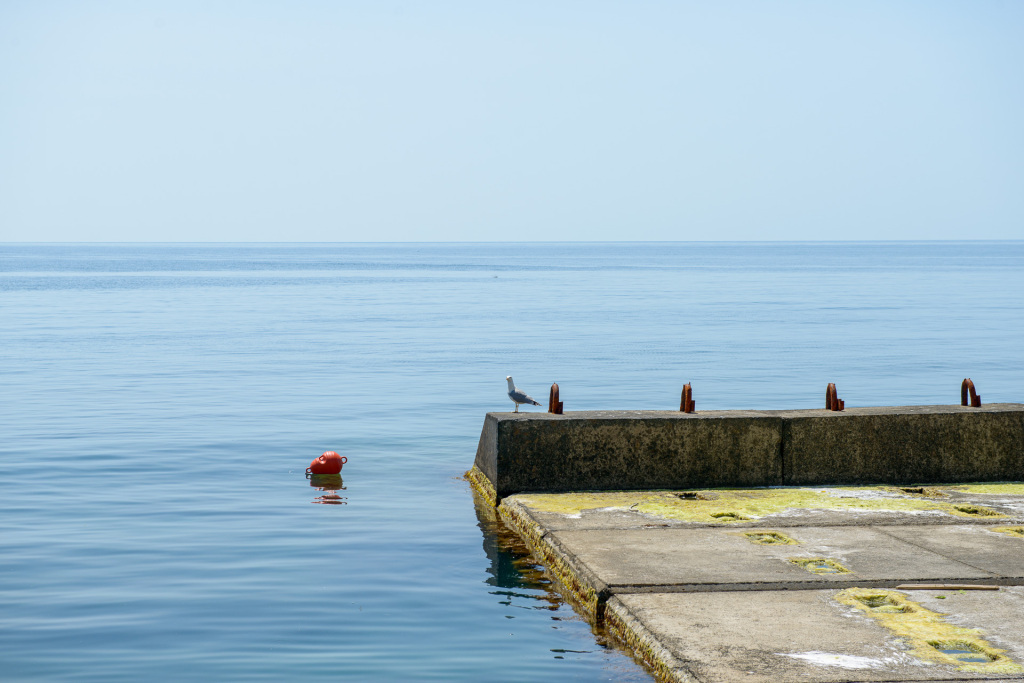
[
  {"xmin": 510, "ymin": 499, "xmax": 1018, "ymax": 532},
  {"xmin": 548, "ymin": 527, "xmax": 995, "ymax": 592},
  {"xmin": 501, "ymin": 483, "xmax": 1024, "ymax": 533},
  {"xmin": 488, "ymin": 482, "xmax": 1024, "ymax": 682},
  {"xmin": 880, "ymin": 526, "xmax": 1024, "ymax": 579},
  {"xmin": 896, "ymin": 586, "xmax": 1024, "ymax": 669},
  {"xmin": 607, "ymin": 589, "xmax": 1024, "ymax": 683}
]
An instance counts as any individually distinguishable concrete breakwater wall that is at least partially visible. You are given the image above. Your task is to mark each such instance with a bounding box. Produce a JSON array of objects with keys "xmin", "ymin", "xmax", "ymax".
[{"xmin": 473, "ymin": 404, "xmax": 1024, "ymax": 502}]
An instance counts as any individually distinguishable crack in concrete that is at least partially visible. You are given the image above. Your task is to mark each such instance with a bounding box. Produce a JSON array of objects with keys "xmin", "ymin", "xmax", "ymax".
[{"xmin": 872, "ymin": 525, "xmax": 1001, "ymax": 578}]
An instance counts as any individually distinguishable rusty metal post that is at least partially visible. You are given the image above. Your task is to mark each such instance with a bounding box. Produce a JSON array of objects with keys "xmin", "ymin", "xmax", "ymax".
[
  {"xmin": 826, "ymin": 383, "xmax": 844, "ymax": 411},
  {"xmin": 680, "ymin": 383, "xmax": 695, "ymax": 413},
  {"xmin": 548, "ymin": 383, "xmax": 564, "ymax": 414},
  {"xmin": 961, "ymin": 378, "xmax": 981, "ymax": 407}
]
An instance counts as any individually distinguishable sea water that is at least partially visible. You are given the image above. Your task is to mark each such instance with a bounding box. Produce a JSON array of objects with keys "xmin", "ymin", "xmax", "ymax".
[{"xmin": 1, "ymin": 242, "xmax": 1022, "ymax": 681}]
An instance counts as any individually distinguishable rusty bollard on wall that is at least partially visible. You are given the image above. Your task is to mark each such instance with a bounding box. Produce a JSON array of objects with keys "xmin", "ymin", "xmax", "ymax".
[
  {"xmin": 961, "ymin": 378, "xmax": 982, "ymax": 407},
  {"xmin": 548, "ymin": 383, "xmax": 564, "ymax": 414},
  {"xmin": 826, "ymin": 383, "xmax": 845, "ymax": 411},
  {"xmin": 680, "ymin": 383, "xmax": 695, "ymax": 413}
]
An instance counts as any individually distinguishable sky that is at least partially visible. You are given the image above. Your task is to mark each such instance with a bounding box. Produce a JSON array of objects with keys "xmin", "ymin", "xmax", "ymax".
[{"xmin": 1, "ymin": 1, "xmax": 1022, "ymax": 242}]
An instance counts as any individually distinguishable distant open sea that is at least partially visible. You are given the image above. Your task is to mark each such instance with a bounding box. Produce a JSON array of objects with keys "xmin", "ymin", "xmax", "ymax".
[{"xmin": 2, "ymin": 242, "xmax": 1023, "ymax": 681}]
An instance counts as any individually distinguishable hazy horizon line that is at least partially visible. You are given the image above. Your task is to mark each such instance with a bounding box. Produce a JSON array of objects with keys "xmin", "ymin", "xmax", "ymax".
[{"xmin": 4, "ymin": 239, "xmax": 1023, "ymax": 245}]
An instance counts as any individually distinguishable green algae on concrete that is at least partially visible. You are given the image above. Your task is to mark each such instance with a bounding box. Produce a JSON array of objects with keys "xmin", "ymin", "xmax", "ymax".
[
  {"xmin": 512, "ymin": 485, "xmax": 1012, "ymax": 524},
  {"xmin": 464, "ymin": 465, "xmax": 497, "ymax": 507},
  {"xmin": 992, "ymin": 526, "xmax": 1024, "ymax": 538},
  {"xmin": 603, "ymin": 597, "xmax": 692, "ymax": 683},
  {"xmin": 836, "ymin": 587, "xmax": 1024, "ymax": 675},
  {"xmin": 473, "ymin": 484, "xmax": 617, "ymax": 627},
  {"xmin": 497, "ymin": 497, "xmax": 606, "ymax": 622}
]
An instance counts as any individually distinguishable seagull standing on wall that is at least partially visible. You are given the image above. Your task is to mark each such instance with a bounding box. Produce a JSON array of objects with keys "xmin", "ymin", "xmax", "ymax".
[{"xmin": 506, "ymin": 376, "xmax": 541, "ymax": 412}]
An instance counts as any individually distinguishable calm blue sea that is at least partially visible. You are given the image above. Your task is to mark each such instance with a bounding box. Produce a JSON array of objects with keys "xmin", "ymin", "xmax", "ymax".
[{"xmin": 2, "ymin": 242, "xmax": 1023, "ymax": 681}]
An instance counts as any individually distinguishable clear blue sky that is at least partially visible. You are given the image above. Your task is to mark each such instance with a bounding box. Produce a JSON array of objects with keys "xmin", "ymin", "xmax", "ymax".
[{"xmin": 2, "ymin": 1, "xmax": 1022, "ymax": 241}]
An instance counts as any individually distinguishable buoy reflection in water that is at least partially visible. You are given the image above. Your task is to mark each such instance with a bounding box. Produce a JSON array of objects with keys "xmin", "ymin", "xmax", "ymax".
[{"xmin": 309, "ymin": 474, "xmax": 347, "ymax": 505}]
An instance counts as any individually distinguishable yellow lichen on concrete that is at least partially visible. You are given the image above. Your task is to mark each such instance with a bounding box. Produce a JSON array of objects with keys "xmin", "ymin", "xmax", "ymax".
[
  {"xmin": 512, "ymin": 486, "xmax": 1010, "ymax": 524},
  {"xmin": 742, "ymin": 531, "xmax": 798, "ymax": 545},
  {"xmin": 464, "ymin": 466, "xmax": 497, "ymax": 507},
  {"xmin": 992, "ymin": 526, "xmax": 1024, "ymax": 538},
  {"xmin": 789, "ymin": 557, "xmax": 849, "ymax": 574},
  {"xmin": 888, "ymin": 486, "xmax": 947, "ymax": 498},
  {"xmin": 837, "ymin": 588, "xmax": 1024, "ymax": 675},
  {"xmin": 954, "ymin": 483, "xmax": 1024, "ymax": 496},
  {"xmin": 950, "ymin": 504, "xmax": 1004, "ymax": 518}
]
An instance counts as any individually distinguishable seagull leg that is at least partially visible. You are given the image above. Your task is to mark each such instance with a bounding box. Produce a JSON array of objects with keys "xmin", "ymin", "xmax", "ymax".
[{"xmin": 513, "ymin": 402, "xmax": 519, "ymax": 413}]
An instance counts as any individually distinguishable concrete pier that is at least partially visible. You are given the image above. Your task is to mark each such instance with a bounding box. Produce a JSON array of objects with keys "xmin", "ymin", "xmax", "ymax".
[
  {"xmin": 478, "ymin": 483, "xmax": 1024, "ymax": 682},
  {"xmin": 474, "ymin": 404, "xmax": 1024, "ymax": 501},
  {"xmin": 469, "ymin": 404, "xmax": 1024, "ymax": 682}
]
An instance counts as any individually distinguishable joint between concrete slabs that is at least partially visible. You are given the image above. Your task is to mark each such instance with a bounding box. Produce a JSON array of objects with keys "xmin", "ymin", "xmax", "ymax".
[{"xmin": 604, "ymin": 577, "xmax": 1024, "ymax": 595}]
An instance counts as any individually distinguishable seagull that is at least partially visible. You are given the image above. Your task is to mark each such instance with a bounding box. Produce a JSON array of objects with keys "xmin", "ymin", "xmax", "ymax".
[{"xmin": 506, "ymin": 376, "xmax": 541, "ymax": 412}]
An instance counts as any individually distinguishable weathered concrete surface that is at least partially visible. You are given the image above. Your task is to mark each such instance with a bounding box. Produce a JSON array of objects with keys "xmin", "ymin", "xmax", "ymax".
[
  {"xmin": 904, "ymin": 587, "xmax": 1024, "ymax": 671},
  {"xmin": 512, "ymin": 503, "xmax": 1014, "ymax": 532},
  {"xmin": 783, "ymin": 404, "xmax": 1024, "ymax": 486},
  {"xmin": 607, "ymin": 588, "xmax": 1024, "ymax": 682},
  {"xmin": 475, "ymin": 410, "xmax": 784, "ymax": 499},
  {"xmin": 545, "ymin": 526, "xmax": 999, "ymax": 593},
  {"xmin": 493, "ymin": 484, "xmax": 1024, "ymax": 682},
  {"xmin": 881, "ymin": 525, "xmax": 1024, "ymax": 578},
  {"xmin": 500, "ymin": 483, "xmax": 1024, "ymax": 533},
  {"xmin": 476, "ymin": 404, "xmax": 1024, "ymax": 499}
]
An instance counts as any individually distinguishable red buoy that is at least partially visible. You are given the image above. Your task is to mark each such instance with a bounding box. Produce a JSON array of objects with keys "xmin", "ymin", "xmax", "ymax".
[{"xmin": 306, "ymin": 451, "xmax": 347, "ymax": 475}]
